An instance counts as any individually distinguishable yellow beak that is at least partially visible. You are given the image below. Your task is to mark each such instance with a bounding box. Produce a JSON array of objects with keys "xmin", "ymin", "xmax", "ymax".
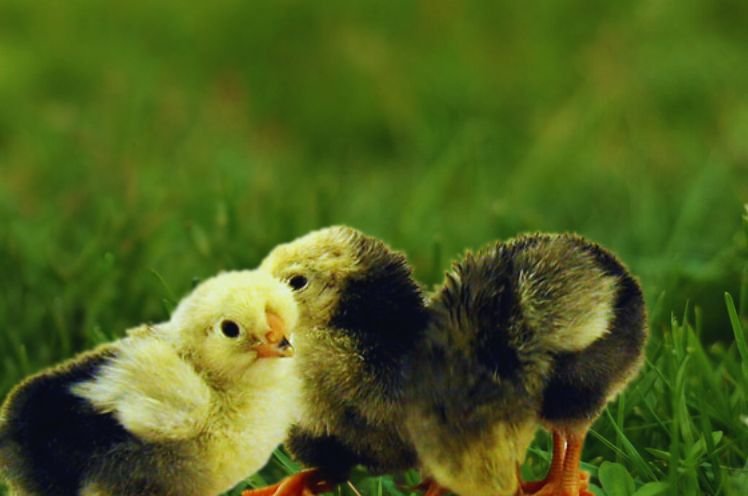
[{"xmin": 252, "ymin": 309, "xmax": 294, "ymax": 358}]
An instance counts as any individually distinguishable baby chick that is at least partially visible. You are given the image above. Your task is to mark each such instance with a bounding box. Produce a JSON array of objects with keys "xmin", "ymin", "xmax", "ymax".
[
  {"xmin": 243, "ymin": 226, "xmax": 430, "ymax": 496},
  {"xmin": 0, "ymin": 270, "xmax": 299, "ymax": 496},
  {"xmin": 405, "ymin": 233, "xmax": 647, "ymax": 496}
]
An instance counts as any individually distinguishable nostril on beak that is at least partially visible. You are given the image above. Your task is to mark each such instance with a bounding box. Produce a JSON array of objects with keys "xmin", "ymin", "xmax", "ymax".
[
  {"xmin": 264, "ymin": 309, "xmax": 286, "ymax": 344},
  {"xmin": 277, "ymin": 337, "xmax": 292, "ymax": 350}
]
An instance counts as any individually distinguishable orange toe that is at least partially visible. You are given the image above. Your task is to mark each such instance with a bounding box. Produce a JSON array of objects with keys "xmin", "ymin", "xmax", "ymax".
[
  {"xmin": 423, "ymin": 481, "xmax": 450, "ymax": 496},
  {"xmin": 242, "ymin": 483, "xmax": 282, "ymax": 496},
  {"xmin": 241, "ymin": 469, "xmax": 332, "ymax": 496},
  {"xmin": 522, "ymin": 472, "xmax": 590, "ymax": 496},
  {"xmin": 521, "ymin": 481, "xmax": 543, "ymax": 493}
]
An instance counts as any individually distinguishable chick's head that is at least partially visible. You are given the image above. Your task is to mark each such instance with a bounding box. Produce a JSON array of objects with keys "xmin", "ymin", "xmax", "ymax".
[
  {"xmin": 260, "ymin": 226, "xmax": 361, "ymax": 329},
  {"xmin": 260, "ymin": 226, "xmax": 428, "ymax": 356},
  {"xmin": 164, "ymin": 270, "xmax": 298, "ymax": 379}
]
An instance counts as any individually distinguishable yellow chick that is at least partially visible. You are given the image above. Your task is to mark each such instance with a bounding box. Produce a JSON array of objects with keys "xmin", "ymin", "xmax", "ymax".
[{"xmin": 0, "ymin": 270, "xmax": 300, "ymax": 496}]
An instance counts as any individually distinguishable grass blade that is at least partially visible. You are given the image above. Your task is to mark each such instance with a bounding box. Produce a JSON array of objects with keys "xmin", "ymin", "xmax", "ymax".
[
  {"xmin": 632, "ymin": 481, "xmax": 669, "ymax": 496},
  {"xmin": 725, "ymin": 292, "xmax": 748, "ymax": 382},
  {"xmin": 598, "ymin": 461, "xmax": 636, "ymax": 496}
]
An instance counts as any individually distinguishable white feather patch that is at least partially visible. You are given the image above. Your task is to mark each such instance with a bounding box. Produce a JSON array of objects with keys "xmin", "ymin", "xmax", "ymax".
[
  {"xmin": 71, "ymin": 337, "xmax": 211, "ymax": 442},
  {"xmin": 544, "ymin": 277, "xmax": 617, "ymax": 352}
]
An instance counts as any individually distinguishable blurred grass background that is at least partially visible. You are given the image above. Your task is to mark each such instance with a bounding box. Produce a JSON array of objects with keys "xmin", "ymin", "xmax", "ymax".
[{"xmin": 0, "ymin": 1, "xmax": 746, "ymax": 495}]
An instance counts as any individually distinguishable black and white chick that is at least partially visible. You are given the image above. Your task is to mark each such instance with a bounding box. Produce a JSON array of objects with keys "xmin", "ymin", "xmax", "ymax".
[
  {"xmin": 0, "ymin": 270, "xmax": 300, "ymax": 496},
  {"xmin": 405, "ymin": 233, "xmax": 647, "ymax": 496},
  {"xmin": 243, "ymin": 226, "xmax": 430, "ymax": 496}
]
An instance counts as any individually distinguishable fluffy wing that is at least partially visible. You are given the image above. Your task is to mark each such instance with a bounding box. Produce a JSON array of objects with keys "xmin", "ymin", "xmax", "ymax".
[{"xmin": 71, "ymin": 335, "xmax": 212, "ymax": 442}]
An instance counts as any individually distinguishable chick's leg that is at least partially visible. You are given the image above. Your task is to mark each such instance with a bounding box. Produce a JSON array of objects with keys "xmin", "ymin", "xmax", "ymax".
[
  {"xmin": 421, "ymin": 479, "xmax": 450, "ymax": 496},
  {"xmin": 558, "ymin": 429, "xmax": 592, "ymax": 496},
  {"xmin": 522, "ymin": 426, "xmax": 592, "ymax": 496},
  {"xmin": 241, "ymin": 484, "xmax": 282, "ymax": 496},
  {"xmin": 521, "ymin": 429, "xmax": 566, "ymax": 493},
  {"xmin": 241, "ymin": 469, "xmax": 333, "ymax": 496}
]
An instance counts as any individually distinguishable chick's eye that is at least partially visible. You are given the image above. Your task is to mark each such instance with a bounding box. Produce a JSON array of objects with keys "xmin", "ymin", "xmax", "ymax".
[
  {"xmin": 220, "ymin": 320, "xmax": 240, "ymax": 338},
  {"xmin": 288, "ymin": 275, "xmax": 308, "ymax": 291}
]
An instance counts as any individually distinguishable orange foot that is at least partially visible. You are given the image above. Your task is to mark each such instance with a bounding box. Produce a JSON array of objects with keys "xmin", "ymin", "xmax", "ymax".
[
  {"xmin": 520, "ymin": 426, "xmax": 593, "ymax": 496},
  {"xmin": 422, "ymin": 479, "xmax": 450, "ymax": 496},
  {"xmin": 521, "ymin": 472, "xmax": 592, "ymax": 496},
  {"xmin": 530, "ymin": 481, "xmax": 594, "ymax": 496},
  {"xmin": 521, "ymin": 472, "xmax": 589, "ymax": 494},
  {"xmin": 242, "ymin": 469, "xmax": 333, "ymax": 496}
]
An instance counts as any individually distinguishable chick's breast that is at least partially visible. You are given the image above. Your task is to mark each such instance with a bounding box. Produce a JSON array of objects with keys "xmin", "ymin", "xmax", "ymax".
[{"xmin": 205, "ymin": 357, "xmax": 302, "ymax": 494}]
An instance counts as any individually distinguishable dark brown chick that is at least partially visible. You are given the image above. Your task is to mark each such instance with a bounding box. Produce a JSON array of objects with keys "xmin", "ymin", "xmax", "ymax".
[
  {"xmin": 243, "ymin": 226, "xmax": 430, "ymax": 496},
  {"xmin": 405, "ymin": 233, "xmax": 647, "ymax": 496}
]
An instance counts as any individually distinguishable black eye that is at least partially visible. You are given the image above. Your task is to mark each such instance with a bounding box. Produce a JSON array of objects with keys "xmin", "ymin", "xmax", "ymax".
[
  {"xmin": 220, "ymin": 320, "xmax": 240, "ymax": 338},
  {"xmin": 288, "ymin": 275, "xmax": 308, "ymax": 291}
]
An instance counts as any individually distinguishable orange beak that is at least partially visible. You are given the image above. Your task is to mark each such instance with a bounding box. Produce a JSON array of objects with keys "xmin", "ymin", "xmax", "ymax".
[{"xmin": 252, "ymin": 309, "xmax": 294, "ymax": 358}]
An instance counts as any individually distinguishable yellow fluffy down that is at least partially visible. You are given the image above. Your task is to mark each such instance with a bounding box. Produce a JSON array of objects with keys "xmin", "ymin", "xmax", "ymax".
[{"xmin": 70, "ymin": 269, "xmax": 303, "ymax": 495}]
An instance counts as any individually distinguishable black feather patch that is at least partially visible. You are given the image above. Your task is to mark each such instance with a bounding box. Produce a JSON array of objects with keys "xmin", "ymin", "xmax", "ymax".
[
  {"xmin": 472, "ymin": 290, "xmax": 522, "ymax": 381},
  {"xmin": 541, "ymin": 237, "xmax": 647, "ymax": 423},
  {"xmin": 0, "ymin": 350, "xmax": 134, "ymax": 494},
  {"xmin": 475, "ymin": 324, "xmax": 522, "ymax": 381},
  {"xmin": 285, "ymin": 426, "xmax": 362, "ymax": 483},
  {"xmin": 441, "ymin": 246, "xmax": 524, "ymax": 382},
  {"xmin": 539, "ymin": 374, "xmax": 607, "ymax": 421},
  {"xmin": 330, "ymin": 234, "xmax": 429, "ymax": 368}
]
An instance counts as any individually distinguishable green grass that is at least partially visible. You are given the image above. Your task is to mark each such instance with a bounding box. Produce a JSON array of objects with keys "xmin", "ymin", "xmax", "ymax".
[{"xmin": 0, "ymin": 0, "xmax": 747, "ymax": 494}]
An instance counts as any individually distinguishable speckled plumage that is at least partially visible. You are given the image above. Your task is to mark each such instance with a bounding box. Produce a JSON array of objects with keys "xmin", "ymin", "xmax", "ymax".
[{"xmin": 405, "ymin": 233, "xmax": 647, "ymax": 496}]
